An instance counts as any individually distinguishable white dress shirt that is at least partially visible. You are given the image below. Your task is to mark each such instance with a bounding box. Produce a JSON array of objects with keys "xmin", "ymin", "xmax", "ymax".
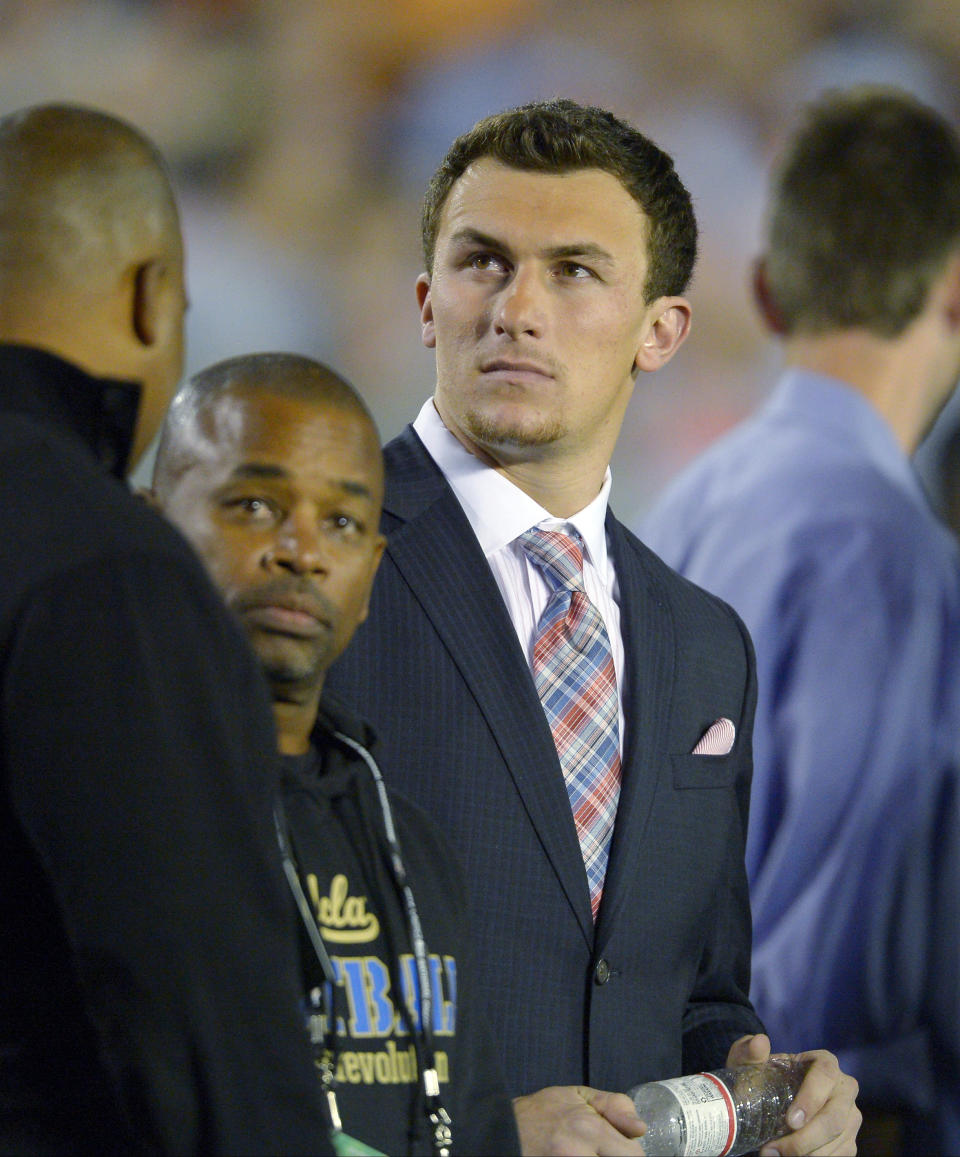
[{"xmin": 412, "ymin": 398, "xmax": 625, "ymax": 752}]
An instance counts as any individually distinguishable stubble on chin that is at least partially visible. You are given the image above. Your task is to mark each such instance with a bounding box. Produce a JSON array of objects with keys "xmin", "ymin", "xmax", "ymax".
[
  {"xmin": 462, "ymin": 405, "xmax": 565, "ymax": 451},
  {"xmin": 252, "ymin": 637, "xmax": 328, "ymax": 693}
]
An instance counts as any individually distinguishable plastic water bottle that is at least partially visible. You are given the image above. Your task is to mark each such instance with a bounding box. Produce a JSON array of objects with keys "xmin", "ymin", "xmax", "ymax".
[{"xmin": 627, "ymin": 1055, "xmax": 811, "ymax": 1156}]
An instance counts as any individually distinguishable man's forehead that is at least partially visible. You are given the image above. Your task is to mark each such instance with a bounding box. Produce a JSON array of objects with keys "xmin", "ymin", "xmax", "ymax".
[
  {"xmin": 190, "ymin": 389, "xmax": 381, "ymax": 492},
  {"xmin": 198, "ymin": 386, "xmax": 343, "ymax": 443},
  {"xmin": 437, "ymin": 158, "xmax": 648, "ymax": 247}
]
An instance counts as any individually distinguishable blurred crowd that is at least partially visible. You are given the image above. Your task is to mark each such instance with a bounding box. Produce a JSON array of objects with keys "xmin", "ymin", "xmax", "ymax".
[{"xmin": 3, "ymin": 0, "xmax": 960, "ymax": 520}]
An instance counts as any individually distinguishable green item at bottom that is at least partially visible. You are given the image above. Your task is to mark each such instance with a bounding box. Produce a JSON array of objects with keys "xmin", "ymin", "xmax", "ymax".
[{"xmin": 330, "ymin": 1127, "xmax": 387, "ymax": 1156}]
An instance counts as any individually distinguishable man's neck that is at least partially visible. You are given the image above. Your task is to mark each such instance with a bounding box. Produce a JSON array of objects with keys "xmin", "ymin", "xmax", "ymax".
[
  {"xmin": 492, "ymin": 455, "xmax": 608, "ymax": 517},
  {"xmin": 783, "ymin": 324, "xmax": 954, "ymax": 455},
  {"xmin": 437, "ymin": 405, "xmax": 611, "ymax": 518},
  {"xmin": 272, "ymin": 686, "xmax": 322, "ymax": 756}
]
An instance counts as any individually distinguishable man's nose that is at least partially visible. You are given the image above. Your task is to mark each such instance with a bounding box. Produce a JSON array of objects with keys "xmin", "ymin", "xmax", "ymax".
[
  {"xmin": 494, "ymin": 267, "xmax": 545, "ymax": 338},
  {"xmin": 268, "ymin": 512, "xmax": 326, "ymax": 575}
]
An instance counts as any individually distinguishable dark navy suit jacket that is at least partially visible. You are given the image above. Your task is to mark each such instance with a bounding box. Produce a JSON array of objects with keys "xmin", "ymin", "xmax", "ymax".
[{"xmin": 326, "ymin": 425, "xmax": 765, "ymax": 1097}]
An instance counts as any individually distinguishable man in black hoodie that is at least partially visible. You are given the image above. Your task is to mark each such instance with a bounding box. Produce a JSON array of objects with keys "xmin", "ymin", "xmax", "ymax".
[
  {"xmin": 152, "ymin": 352, "xmax": 521, "ymax": 1157},
  {"xmin": 0, "ymin": 106, "xmax": 326, "ymax": 1152}
]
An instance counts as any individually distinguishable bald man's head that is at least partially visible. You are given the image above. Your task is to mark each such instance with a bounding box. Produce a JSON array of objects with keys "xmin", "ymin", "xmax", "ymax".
[
  {"xmin": 153, "ymin": 352, "xmax": 383, "ymax": 500},
  {"xmin": 0, "ymin": 104, "xmax": 179, "ymax": 296},
  {"xmin": 0, "ymin": 103, "xmax": 187, "ymax": 462}
]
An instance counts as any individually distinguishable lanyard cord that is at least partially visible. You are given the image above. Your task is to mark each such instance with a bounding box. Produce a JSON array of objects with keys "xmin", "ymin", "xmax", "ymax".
[
  {"xmin": 274, "ymin": 800, "xmax": 345, "ymax": 1139},
  {"xmin": 332, "ymin": 731, "xmax": 453, "ymax": 1157},
  {"xmin": 274, "ymin": 734, "xmax": 453, "ymax": 1157}
]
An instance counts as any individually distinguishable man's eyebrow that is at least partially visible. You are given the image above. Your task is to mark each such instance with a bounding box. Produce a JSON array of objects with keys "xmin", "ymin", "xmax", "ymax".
[
  {"xmin": 337, "ymin": 479, "xmax": 374, "ymax": 499},
  {"xmin": 447, "ymin": 227, "xmax": 615, "ymax": 265},
  {"xmin": 543, "ymin": 241, "xmax": 615, "ymax": 265},
  {"xmin": 231, "ymin": 463, "xmax": 289, "ymax": 480},
  {"xmin": 448, "ymin": 227, "xmax": 509, "ymax": 252},
  {"xmin": 230, "ymin": 462, "xmax": 373, "ymax": 498}
]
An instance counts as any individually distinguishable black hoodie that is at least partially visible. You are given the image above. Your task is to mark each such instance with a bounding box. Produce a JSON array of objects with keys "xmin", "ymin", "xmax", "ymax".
[{"xmin": 280, "ymin": 695, "xmax": 520, "ymax": 1156}]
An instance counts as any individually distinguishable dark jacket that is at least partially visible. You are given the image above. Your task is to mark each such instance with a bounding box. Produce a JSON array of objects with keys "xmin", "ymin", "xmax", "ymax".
[
  {"xmin": 281, "ymin": 696, "xmax": 520, "ymax": 1156},
  {"xmin": 0, "ymin": 344, "xmax": 326, "ymax": 1154},
  {"xmin": 325, "ymin": 425, "xmax": 765, "ymax": 1098}
]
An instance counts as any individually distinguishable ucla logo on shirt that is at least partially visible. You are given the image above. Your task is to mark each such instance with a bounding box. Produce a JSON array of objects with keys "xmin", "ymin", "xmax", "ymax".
[
  {"xmin": 308, "ymin": 872, "xmax": 380, "ymax": 942},
  {"xmin": 305, "ymin": 952, "xmax": 457, "ymax": 1086},
  {"xmin": 302, "ymin": 872, "xmax": 458, "ymax": 1086}
]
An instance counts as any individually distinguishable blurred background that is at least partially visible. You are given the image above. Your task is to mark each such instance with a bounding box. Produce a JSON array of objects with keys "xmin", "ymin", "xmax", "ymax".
[{"xmin": 4, "ymin": 0, "xmax": 960, "ymax": 526}]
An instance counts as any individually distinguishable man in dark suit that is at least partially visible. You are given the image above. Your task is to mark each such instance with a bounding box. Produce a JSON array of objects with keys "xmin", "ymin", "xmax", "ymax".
[{"xmin": 326, "ymin": 98, "xmax": 860, "ymax": 1155}]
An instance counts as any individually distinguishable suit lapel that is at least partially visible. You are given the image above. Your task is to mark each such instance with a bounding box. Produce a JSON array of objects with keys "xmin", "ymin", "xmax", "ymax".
[
  {"xmin": 594, "ymin": 513, "xmax": 677, "ymax": 947},
  {"xmin": 384, "ymin": 428, "xmax": 594, "ymax": 944}
]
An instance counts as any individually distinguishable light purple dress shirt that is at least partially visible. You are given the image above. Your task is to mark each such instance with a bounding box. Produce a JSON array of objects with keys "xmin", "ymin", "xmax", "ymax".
[{"xmin": 642, "ymin": 369, "xmax": 960, "ymax": 1152}]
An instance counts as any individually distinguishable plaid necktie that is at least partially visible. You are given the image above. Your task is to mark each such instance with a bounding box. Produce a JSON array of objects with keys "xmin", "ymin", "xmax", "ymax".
[{"xmin": 519, "ymin": 527, "xmax": 621, "ymax": 920}]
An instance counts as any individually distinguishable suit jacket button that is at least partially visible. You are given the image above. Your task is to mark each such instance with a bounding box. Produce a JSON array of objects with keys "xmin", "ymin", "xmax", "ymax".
[{"xmin": 594, "ymin": 958, "xmax": 611, "ymax": 985}]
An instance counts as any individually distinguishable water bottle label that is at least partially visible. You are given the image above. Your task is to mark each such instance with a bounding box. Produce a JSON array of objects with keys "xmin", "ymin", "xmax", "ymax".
[{"xmin": 663, "ymin": 1072, "xmax": 737, "ymax": 1156}]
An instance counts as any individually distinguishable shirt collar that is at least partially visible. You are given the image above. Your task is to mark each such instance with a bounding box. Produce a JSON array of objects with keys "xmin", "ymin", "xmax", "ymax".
[
  {"xmin": 0, "ymin": 342, "xmax": 140, "ymax": 478},
  {"xmin": 412, "ymin": 397, "xmax": 612, "ymax": 570},
  {"xmin": 770, "ymin": 368, "xmax": 925, "ymax": 501}
]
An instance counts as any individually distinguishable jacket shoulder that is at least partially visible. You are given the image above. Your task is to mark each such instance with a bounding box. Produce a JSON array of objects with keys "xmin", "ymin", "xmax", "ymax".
[{"xmin": 611, "ymin": 511, "xmax": 752, "ymax": 647}]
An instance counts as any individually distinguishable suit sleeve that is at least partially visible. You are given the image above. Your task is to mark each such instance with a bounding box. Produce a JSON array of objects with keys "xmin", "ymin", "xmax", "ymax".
[
  {"xmin": 682, "ymin": 604, "xmax": 767, "ymax": 1071},
  {"xmin": 3, "ymin": 550, "xmax": 329, "ymax": 1155}
]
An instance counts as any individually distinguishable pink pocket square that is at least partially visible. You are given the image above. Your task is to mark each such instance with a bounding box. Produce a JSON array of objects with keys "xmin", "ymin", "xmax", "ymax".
[{"xmin": 691, "ymin": 717, "xmax": 736, "ymax": 756}]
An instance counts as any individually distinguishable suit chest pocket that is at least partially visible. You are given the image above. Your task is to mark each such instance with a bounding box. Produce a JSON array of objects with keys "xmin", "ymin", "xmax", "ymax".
[{"xmin": 670, "ymin": 752, "xmax": 739, "ymax": 789}]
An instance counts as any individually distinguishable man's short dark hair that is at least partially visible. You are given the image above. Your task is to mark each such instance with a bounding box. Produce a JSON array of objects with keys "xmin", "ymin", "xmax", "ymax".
[
  {"xmin": 765, "ymin": 85, "xmax": 960, "ymax": 338},
  {"xmin": 420, "ymin": 97, "xmax": 697, "ymax": 303}
]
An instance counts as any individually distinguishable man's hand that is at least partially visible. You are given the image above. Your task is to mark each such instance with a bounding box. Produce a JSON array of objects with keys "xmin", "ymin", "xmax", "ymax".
[
  {"xmin": 513, "ymin": 1085, "xmax": 647, "ymax": 1156},
  {"xmin": 726, "ymin": 1034, "xmax": 861, "ymax": 1155}
]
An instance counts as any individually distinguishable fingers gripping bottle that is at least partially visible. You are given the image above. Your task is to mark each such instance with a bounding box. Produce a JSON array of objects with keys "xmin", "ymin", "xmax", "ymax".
[{"xmin": 627, "ymin": 1055, "xmax": 811, "ymax": 1157}]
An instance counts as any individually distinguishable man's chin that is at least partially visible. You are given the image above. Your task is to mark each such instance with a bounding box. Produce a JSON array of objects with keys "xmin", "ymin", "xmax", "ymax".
[
  {"xmin": 253, "ymin": 644, "xmax": 327, "ymax": 692},
  {"xmin": 464, "ymin": 409, "xmax": 565, "ymax": 452}
]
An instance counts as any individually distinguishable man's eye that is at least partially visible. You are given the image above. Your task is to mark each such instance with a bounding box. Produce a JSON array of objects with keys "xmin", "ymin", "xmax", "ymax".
[
  {"xmin": 329, "ymin": 514, "xmax": 361, "ymax": 534},
  {"xmin": 224, "ymin": 496, "xmax": 275, "ymax": 521},
  {"xmin": 469, "ymin": 252, "xmax": 505, "ymax": 272},
  {"xmin": 557, "ymin": 261, "xmax": 592, "ymax": 279}
]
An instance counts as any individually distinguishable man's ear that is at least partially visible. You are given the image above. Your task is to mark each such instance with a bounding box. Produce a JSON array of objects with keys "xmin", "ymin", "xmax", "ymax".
[
  {"xmin": 132, "ymin": 259, "xmax": 165, "ymax": 347},
  {"xmin": 938, "ymin": 250, "xmax": 960, "ymax": 330},
  {"xmin": 416, "ymin": 273, "xmax": 436, "ymax": 349},
  {"xmin": 634, "ymin": 297, "xmax": 692, "ymax": 373},
  {"xmin": 752, "ymin": 257, "xmax": 788, "ymax": 336}
]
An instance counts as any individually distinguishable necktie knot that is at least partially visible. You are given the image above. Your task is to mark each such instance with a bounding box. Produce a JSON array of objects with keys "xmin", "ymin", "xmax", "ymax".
[{"xmin": 519, "ymin": 527, "xmax": 585, "ymax": 593}]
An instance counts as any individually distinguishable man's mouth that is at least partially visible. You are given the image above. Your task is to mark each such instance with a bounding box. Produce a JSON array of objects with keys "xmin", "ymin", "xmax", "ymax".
[
  {"xmin": 480, "ymin": 358, "xmax": 555, "ymax": 384},
  {"xmin": 239, "ymin": 592, "xmax": 331, "ymax": 638}
]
